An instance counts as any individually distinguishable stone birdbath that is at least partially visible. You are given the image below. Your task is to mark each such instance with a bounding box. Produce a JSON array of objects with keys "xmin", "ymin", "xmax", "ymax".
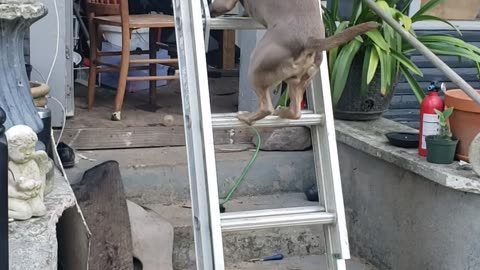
[
  {"xmin": 470, "ymin": 133, "xmax": 480, "ymax": 177},
  {"xmin": 0, "ymin": 0, "xmax": 47, "ymax": 134}
]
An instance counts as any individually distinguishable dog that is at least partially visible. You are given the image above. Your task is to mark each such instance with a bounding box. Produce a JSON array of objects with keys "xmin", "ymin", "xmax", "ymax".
[{"xmin": 209, "ymin": 0, "xmax": 379, "ymax": 125}]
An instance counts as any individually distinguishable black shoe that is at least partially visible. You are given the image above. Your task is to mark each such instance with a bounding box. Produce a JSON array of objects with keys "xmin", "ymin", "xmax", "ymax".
[
  {"xmin": 305, "ymin": 184, "xmax": 319, "ymax": 202},
  {"xmin": 57, "ymin": 142, "xmax": 75, "ymax": 168}
]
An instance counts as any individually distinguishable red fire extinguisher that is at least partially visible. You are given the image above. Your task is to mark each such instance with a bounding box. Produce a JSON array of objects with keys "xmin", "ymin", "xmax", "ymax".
[{"xmin": 418, "ymin": 82, "xmax": 445, "ymax": 156}]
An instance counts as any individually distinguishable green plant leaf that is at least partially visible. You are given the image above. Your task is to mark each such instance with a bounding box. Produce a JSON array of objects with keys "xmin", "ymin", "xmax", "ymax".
[
  {"xmin": 331, "ymin": 39, "xmax": 362, "ymax": 106},
  {"xmin": 374, "ymin": 44, "xmax": 390, "ymax": 95},
  {"xmin": 418, "ymin": 35, "xmax": 480, "ymax": 54},
  {"xmin": 443, "ymin": 107, "xmax": 454, "ymax": 119},
  {"xmin": 391, "ymin": 50, "xmax": 423, "ymax": 76},
  {"xmin": 411, "ymin": 15, "xmax": 462, "ymax": 35},
  {"xmin": 376, "ymin": 0, "xmax": 390, "ymax": 11},
  {"xmin": 399, "ymin": 13, "xmax": 412, "ymax": 31},
  {"xmin": 361, "ymin": 47, "xmax": 373, "ymax": 96},
  {"xmin": 411, "ymin": 0, "xmax": 445, "ymax": 21},
  {"xmin": 275, "ymin": 85, "xmax": 289, "ymax": 108},
  {"xmin": 365, "ymin": 29, "xmax": 390, "ymax": 52},
  {"xmin": 322, "ymin": 6, "xmax": 337, "ymax": 36},
  {"xmin": 367, "ymin": 46, "xmax": 380, "ymax": 84},
  {"xmin": 327, "ymin": 21, "xmax": 350, "ymax": 71},
  {"xmin": 434, "ymin": 108, "xmax": 444, "ymax": 120},
  {"xmin": 350, "ymin": 0, "xmax": 363, "ymax": 24},
  {"xmin": 425, "ymin": 44, "xmax": 480, "ymax": 63},
  {"xmin": 399, "ymin": 65, "xmax": 425, "ymax": 103},
  {"xmin": 400, "ymin": 0, "xmax": 414, "ymax": 14}
]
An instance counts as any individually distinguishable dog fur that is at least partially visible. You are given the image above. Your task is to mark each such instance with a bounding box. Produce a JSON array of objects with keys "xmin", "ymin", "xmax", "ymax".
[{"xmin": 210, "ymin": 0, "xmax": 379, "ymax": 124}]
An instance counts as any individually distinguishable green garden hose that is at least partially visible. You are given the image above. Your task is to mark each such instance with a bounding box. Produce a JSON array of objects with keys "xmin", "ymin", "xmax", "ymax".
[{"xmin": 220, "ymin": 127, "xmax": 261, "ymax": 208}]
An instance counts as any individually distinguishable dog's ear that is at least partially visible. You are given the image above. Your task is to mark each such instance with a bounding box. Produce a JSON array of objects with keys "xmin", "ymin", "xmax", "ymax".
[{"xmin": 309, "ymin": 22, "xmax": 380, "ymax": 51}]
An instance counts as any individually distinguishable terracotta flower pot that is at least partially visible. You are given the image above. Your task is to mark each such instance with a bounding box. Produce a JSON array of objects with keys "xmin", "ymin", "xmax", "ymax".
[{"xmin": 444, "ymin": 89, "xmax": 480, "ymax": 162}]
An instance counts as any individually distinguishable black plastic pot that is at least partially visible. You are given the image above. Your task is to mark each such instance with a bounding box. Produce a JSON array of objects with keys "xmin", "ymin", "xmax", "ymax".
[
  {"xmin": 425, "ymin": 135, "xmax": 459, "ymax": 164},
  {"xmin": 333, "ymin": 56, "xmax": 397, "ymax": 121}
]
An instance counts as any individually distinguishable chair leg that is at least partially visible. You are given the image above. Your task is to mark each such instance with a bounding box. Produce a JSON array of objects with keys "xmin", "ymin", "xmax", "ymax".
[
  {"xmin": 112, "ymin": 30, "xmax": 131, "ymax": 121},
  {"xmin": 87, "ymin": 18, "xmax": 98, "ymax": 110},
  {"xmin": 149, "ymin": 28, "xmax": 158, "ymax": 107}
]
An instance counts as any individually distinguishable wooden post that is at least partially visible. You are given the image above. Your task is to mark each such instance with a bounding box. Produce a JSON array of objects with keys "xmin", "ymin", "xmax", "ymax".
[
  {"xmin": 0, "ymin": 107, "xmax": 8, "ymax": 270},
  {"xmin": 222, "ymin": 30, "xmax": 236, "ymax": 70}
]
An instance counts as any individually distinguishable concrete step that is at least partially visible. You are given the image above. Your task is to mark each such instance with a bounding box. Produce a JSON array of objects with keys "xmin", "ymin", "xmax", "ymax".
[
  {"xmin": 142, "ymin": 192, "xmax": 328, "ymax": 270},
  {"xmin": 226, "ymin": 255, "xmax": 377, "ymax": 270},
  {"xmin": 66, "ymin": 146, "xmax": 316, "ymax": 204}
]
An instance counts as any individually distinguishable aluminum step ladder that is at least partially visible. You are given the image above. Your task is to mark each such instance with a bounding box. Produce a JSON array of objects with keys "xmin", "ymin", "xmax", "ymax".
[{"xmin": 172, "ymin": 0, "xmax": 350, "ymax": 269}]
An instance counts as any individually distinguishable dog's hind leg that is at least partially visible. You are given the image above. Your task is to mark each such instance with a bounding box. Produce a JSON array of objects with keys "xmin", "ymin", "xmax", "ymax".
[
  {"xmin": 275, "ymin": 72, "xmax": 315, "ymax": 120},
  {"xmin": 209, "ymin": 0, "xmax": 239, "ymax": 17},
  {"xmin": 237, "ymin": 86, "xmax": 274, "ymax": 125},
  {"xmin": 237, "ymin": 33, "xmax": 296, "ymax": 125}
]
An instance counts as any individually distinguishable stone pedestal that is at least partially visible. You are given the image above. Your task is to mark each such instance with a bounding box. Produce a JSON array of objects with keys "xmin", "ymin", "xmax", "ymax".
[
  {"xmin": 0, "ymin": 107, "xmax": 8, "ymax": 270},
  {"xmin": 0, "ymin": 0, "xmax": 47, "ymax": 133}
]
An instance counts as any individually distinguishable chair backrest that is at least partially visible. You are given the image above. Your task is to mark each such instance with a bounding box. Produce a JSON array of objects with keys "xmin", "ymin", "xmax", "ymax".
[{"xmin": 86, "ymin": 0, "xmax": 127, "ymax": 16}]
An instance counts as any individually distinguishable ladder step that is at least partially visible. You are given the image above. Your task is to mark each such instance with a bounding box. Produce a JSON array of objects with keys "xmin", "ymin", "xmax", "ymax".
[
  {"xmin": 211, "ymin": 111, "xmax": 324, "ymax": 129},
  {"xmin": 204, "ymin": 16, "xmax": 265, "ymax": 30},
  {"xmin": 220, "ymin": 206, "xmax": 335, "ymax": 232}
]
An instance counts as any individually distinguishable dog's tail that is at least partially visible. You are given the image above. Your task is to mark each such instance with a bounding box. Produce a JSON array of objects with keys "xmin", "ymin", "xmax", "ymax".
[{"xmin": 308, "ymin": 22, "xmax": 380, "ymax": 52}]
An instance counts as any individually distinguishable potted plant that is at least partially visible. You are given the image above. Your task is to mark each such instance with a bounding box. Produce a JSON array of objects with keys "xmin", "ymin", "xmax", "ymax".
[
  {"xmin": 323, "ymin": 0, "xmax": 480, "ymax": 120},
  {"xmin": 425, "ymin": 107, "xmax": 458, "ymax": 164}
]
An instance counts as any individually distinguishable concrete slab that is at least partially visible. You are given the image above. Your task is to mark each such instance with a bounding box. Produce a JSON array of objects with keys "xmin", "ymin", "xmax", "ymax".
[
  {"xmin": 127, "ymin": 200, "xmax": 174, "ymax": 270},
  {"xmin": 143, "ymin": 193, "xmax": 326, "ymax": 270},
  {"xmin": 227, "ymin": 255, "xmax": 377, "ymax": 270}
]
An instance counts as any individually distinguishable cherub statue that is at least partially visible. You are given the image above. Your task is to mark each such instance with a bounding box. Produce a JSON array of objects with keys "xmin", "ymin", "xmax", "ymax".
[{"xmin": 6, "ymin": 125, "xmax": 53, "ymax": 221}]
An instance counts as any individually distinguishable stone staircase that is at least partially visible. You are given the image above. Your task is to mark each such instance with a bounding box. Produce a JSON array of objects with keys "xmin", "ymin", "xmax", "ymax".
[{"xmin": 67, "ymin": 145, "xmax": 377, "ymax": 270}]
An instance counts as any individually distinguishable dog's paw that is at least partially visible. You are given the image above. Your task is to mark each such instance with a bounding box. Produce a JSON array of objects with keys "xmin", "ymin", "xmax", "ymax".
[
  {"xmin": 273, "ymin": 107, "xmax": 290, "ymax": 118},
  {"xmin": 273, "ymin": 106, "xmax": 286, "ymax": 115},
  {"xmin": 274, "ymin": 107, "xmax": 301, "ymax": 120},
  {"xmin": 237, "ymin": 111, "xmax": 255, "ymax": 125}
]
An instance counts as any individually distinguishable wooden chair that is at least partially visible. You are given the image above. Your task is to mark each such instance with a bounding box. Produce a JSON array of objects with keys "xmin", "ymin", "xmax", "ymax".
[{"xmin": 85, "ymin": 0, "xmax": 178, "ymax": 121}]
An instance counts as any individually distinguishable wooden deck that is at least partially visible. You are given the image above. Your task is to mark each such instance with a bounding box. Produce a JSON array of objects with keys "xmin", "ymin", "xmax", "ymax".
[{"xmin": 61, "ymin": 78, "xmax": 253, "ymax": 150}]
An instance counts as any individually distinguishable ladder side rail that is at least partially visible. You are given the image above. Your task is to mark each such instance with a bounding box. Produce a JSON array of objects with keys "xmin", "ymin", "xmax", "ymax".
[
  {"xmin": 306, "ymin": 2, "xmax": 351, "ymax": 268},
  {"xmin": 173, "ymin": 0, "xmax": 225, "ymax": 269},
  {"xmin": 308, "ymin": 52, "xmax": 350, "ymax": 270},
  {"xmin": 201, "ymin": 0, "xmax": 211, "ymax": 51}
]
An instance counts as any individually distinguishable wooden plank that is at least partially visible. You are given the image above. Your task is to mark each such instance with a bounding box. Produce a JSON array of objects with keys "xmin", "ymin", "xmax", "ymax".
[
  {"xmin": 384, "ymin": 108, "xmax": 420, "ymax": 119},
  {"xmin": 394, "ymin": 81, "xmax": 480, "ymax": 95},
  {"xmin": 222, "ymin": 30, "xmax": 236, "ymax": 70},
  {"xmin": 130, "ymin": 58, "xmax": 178, "ymax": 64},
  {"xmin": 57, "ymin": 126, "xmax": 253, "ymax": 150},
  {"xmin": 127, "ymin": 75, "xmax": 179, "ymax": 81},
  {"xmin": 398, "ymin": 67, "xmax": 480, "ymax": 82},
  {"xmin": 390, "ymin": 95, "xmax": 421, "ymax": 109}
]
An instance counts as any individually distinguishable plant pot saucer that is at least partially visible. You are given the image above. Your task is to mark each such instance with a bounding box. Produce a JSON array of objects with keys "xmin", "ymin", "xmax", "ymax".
[{"xmin": 385, "ymin": 132, "xmax": 419, "ymax": 148}]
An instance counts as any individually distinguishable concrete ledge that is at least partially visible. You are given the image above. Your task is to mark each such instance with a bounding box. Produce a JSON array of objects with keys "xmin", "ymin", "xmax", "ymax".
[
  {"xmin": 9, "ymin": 170, "xmax": 77, "ymax": 270},
  {"xmin": 335, "ymin": 118, "xmax": 480, "ymax": 269},
  {"xmin": 335, "ymin": 118, "xmax": 480, "ymax": 194}
]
